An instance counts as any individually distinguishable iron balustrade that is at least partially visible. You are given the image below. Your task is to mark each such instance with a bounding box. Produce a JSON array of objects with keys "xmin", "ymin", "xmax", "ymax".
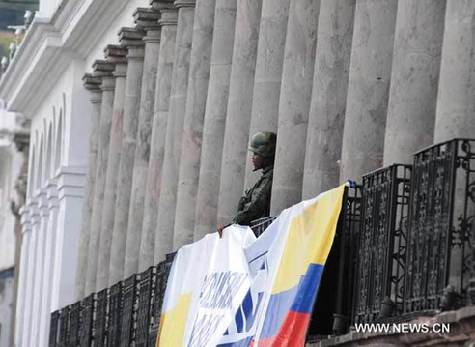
[
  {"xmin": 119, "ymin": 274, "xmax": 139, "ymax": 346},
  {"xmin": 49, "ymin": 310, "xmax": 60, "ymax": 347},
  {"xmin": 352, "ymin": 165, "xmax": 411, "ymax": 325},
  {"xmin": 404, "ymin": 138, "xmax": 475, "ymax": 313},
  {"xmin": 135, "ymin": 267, "xmax": 155, "ymax": 347},
  {"xmin": 249, "ymin": 216, "xmax": 276, "ymax": 237},
  {"xmin": 107, "ymin": 281, "xmax": 123, "ymax": 347},
  {"xmin": 68, "ymin": 302, "xmax": 81, "ymax": 347},
  {"xmin": 58, "ymin": 306, "xmax": 69, "ymax": 347},
  {"xmin": 79, "ymin": 294, "xmax": 94, "ymax": 347},
  {"xmin": 93, "ymin": 288, "xmax": 108, "ymax": 347}
]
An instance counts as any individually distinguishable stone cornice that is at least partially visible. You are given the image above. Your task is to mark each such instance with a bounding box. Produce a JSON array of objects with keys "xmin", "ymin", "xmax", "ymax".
[
  {"xmin": 104, "ymin": 45, "xmax": 128, "ymax": 65},
  {"xmin": 0, "ymin": 0, "xmax": 137, "ymax": 118},
  {"xmin": 174, "ymin": 0, "xmax": 195, "ymax": 9},
  {"xmin": 134, "ymin": 7, "xmax": 161, "ymax": 32}
]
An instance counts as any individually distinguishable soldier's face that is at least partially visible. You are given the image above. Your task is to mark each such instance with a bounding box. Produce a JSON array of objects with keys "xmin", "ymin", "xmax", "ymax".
[{"xmin": 251, "ymin": 152, "xmax": 265, "ymax": 170}]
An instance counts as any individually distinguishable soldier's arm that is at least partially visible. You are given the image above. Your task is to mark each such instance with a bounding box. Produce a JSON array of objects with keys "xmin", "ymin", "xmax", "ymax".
[{"xmin": 233, "ymin": 178, "xmax": 272, "ymax": 225}]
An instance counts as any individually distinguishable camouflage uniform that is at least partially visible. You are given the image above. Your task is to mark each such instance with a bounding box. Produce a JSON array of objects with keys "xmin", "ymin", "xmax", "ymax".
[
  {"xmin": 232, "ymin": 131, "xmax": 276, "ymax": 226},
  {"xmin": 232, "ymin": 165, "xmax": 273, "ymax": 225}
]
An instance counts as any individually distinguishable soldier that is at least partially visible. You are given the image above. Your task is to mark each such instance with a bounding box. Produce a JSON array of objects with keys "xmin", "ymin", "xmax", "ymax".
[{"xmin": 218, "ymin": 131, "xmax": 276, "ymax": 235}]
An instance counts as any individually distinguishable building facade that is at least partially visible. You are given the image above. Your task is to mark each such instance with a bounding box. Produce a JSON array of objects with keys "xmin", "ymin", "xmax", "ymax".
[{"xmin": 0, "ymin": 0, "xmax": 474, "ymax": 346}]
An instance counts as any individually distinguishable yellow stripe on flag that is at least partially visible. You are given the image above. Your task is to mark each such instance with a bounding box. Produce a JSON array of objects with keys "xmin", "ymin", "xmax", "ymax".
[
  {"xmin": 156, "ymin": 293, "xmax": 192, "ymax": 347},
  {"xmin": 271, "ymin": 185, "xmax": 345, "ymax": 294}
]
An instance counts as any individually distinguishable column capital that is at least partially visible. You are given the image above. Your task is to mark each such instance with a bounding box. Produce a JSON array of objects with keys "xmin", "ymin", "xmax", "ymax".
[
  {"xmin": 134, "ymin": 7, "xmax": 161, "ymax": 31},
  {"xmin": 82, "ymin": 73, "xmax": 102, "ymax": 103},
  {"xmin": 150, "ymin": 0, "xmax": 175, "ymax": 11},
  {"xmin": 119, "ymin": 27, "xmax": 146, "ymax": 59},
  {"xmin": 46, "ymin": 180, "xmax": 59, "ymax": 209},
  {"xmin": 104, "ymin": 44, "xmax": 128, "ymax": 64},
  {"xmin": 158, "ymin": 8, "xmax": 178, "ymax": 26},
  {"xmin": 174, "ymin": 0, "xmax": 195, "ymax": 9},
  {"xmin": 92, "ymin": 60, "xmax": 114, "ymax": 77}
]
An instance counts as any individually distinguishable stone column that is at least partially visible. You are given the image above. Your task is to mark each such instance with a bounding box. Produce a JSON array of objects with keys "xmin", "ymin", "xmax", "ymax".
[
  {"xmin": 155, "ymin": 0, "xmax": 195, "ymax": 261},
  {"xmin": 84, "ymin": 60, "xmax": 115, "ymax": 295},
  {"xmin": 30, "ymin": 189, "xmax": 48, "ymax": 344},
  {"xmin": 23, "ymin": 200, "xmax": 39, "ymax": 347},
  {"xmin": 38, "ymin": 180, "xmax": 59, "ymax": 347},
  {"xmin": 217, "ymin": 0, "xmax": 263, "ymax": 225},
  {"xmin": 434, "ymin": 0, "xmax": 475, "ymax": 142},
  {"xmin": 191, "ymin": 0, "xmax": 237, "ymax": 243},
  {"xmin": 108, "ymin": 28, "xmax": 145, "ymax": 286},
  {"xmin": 14, "ymin": 206, "xmax": 30, "ymax": 347},
  {"xmin": 139, "ymin": 6, "xmax": 178, "ymax": 271},
  {"xmin": 96, "ymin": 46, "xmax": 128, "ymax": 288},
  {"xmin": 173, "ymin": 0, "xmax": 215, "ymax": 255},
  {"xmin": 270, "ymin": 0, "xmax": 320, "ymax": 215},
  {"xmin": 244, "ymin": 0, "xmax": 291, "ymax": 187},
  {"xmin": 339, "ymin": 0, "xmax": 398, "ymax": 182},
  {"xmin": 75, "ymin": 73, "xmax": 102, "ymax": 299},
  {"xmin": 125, "ymin": 8, "xmax": 161, "ymax": 277},
  {"xmin": 302, "ymin": 0, "xmax": 355, "ymax": 199},
  {"xmin": 383, "ymin": 0, "xmax": 446, "ymax": 165}
]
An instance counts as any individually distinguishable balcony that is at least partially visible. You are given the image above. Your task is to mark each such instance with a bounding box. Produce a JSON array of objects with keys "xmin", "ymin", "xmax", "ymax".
[{"xmin": 48, "ymin": 138, "xmax": 475, "ymax": 346}]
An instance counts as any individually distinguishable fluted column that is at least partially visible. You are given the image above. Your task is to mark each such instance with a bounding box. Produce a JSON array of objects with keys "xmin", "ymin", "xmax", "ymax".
[
  {"xmin": 383, "ymin": 0, "xmax": 446, "ymax": 165},
  {"xmin": 217, "ymin": 0, "xmax": 263, "ymax": 225},
  {"xmin": 38, "ymin": 180, "xmax": 59, "ymax": 347},
  {"xmin": 192, "ymin": 0, "xmax": 237, "ymax": 242},
  {"xmin": 75, "ymin": 73, "xmax": 102, "ymax": 299},
  {"xmin": 84, "ymin": 60, "xmax": 115, "ymax": 295},
  {"xmin": 96, "ymin": 46, "xmax": 128, "ymax": 288},
  {"xmin": 155, "ymin": 0, "xmax": 195, "ymax": 261},
  {"xmin": 173, "ymin": 0, "xmax": 215, "ymax": 252},
  {"xmin": 125, "ymin": 8, "xmax": 162, "ymax": 277},
  {"xmin": 244, "ymin": 0, "xmax": 291, "ymax": 187},
  {"xmin": 139, "ymin": 5, "xmax": 178, "ymax": 270},
  {"xmin": 434, "ymin": 0, "xmax": 475, "ymax": 142},
  {"xmin": 302, "ymin": 0, "xmax": 355, "ymax": 199},
  {"xmin": 339, "ymin": 0, "xmax": 398, "ymax": 182},
  {"xmin": 270, "ymin": 0, "xmax": 320, "ymax": 215},
  {"xmin": 108, "ymin": 28, "xmax": 146, "ymax": 286}
]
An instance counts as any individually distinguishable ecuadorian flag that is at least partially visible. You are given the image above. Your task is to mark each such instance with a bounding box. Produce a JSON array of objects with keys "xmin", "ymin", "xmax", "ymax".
[{"xmin": 251, "ymin": 184, "xmax": 345, "ymax": 346}]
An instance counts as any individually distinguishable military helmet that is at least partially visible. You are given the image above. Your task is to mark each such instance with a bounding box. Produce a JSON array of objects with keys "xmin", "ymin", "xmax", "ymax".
[{"xmin": 249, "ymin": 131, "xmax": 276, "ymax": 158}]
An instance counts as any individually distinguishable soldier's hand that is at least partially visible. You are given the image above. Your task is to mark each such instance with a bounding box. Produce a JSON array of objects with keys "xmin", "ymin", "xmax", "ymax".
[{"xmin": 217, "ymin": 224, "xmax": 224, "ymax": 238}]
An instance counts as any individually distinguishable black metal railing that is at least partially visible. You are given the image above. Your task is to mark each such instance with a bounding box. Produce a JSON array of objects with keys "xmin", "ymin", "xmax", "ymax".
[
  {"xmin": 404, "ymin": 138, "xmax": 475, "ymax": 313},
  {"xmin": 49, "ymin": 253, "xmax": 175, "ymax": 347},
  {"xmin": 352, "ymin": 164, "xmax": 411, "ymax": 324}
]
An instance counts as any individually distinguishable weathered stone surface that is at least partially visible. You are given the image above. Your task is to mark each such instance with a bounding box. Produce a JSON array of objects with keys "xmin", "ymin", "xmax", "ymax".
[
  {"xmin": 85, "ymin": 61, "xmax": 115, "ymax": 295},
  {"xmin": 125, "ymin": 8, "xmax": 161, "ymax": 278},
  {"xmin": 139, "ymin": 8, "xmax": 178, "ymax": 271},
  {"xmin": 155, "ymin": 0, "xmax": 195, "ymax": 260},
  {"xmin": 434, "ymin": 0, "xmax": 475, "ymax": 142},
  {"xmin": 270, "ymin": 0, "xmax": 320, "ymax": 215},
  {"xmin": 302, "ymin": 0, "xmax": 355, "ymax": 200},
  {"xmin": 217, "ymin": 0, "xmax": 263, "ymax": 225},
  {"xmin": 244, "ymin": 0, "xmax": 290, "ymax": 188},
  {"xmin": 96, "ymin": 47, "xmax": 127, "ymax": 288},
  {"xmin": 192, "ymin": 0, "xmax": 237, "ymax": 242},
  {"xmin": 75, "ymin": 73, "xmax": 102, "ymax": 299},
  {"xmin": 339, "ymin": 0, "xmax": 397, "ymax": 182},
  {"xmin": 383, "ymin": 0, "xmax": 446, "ymax": 165},
  {"xmin": 173, "ymin": 0, "xmax": 215, "ymax": 246},
  {"xmin": 108, "ymin": 28, "xmax": 145, "ymax": 286}
]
